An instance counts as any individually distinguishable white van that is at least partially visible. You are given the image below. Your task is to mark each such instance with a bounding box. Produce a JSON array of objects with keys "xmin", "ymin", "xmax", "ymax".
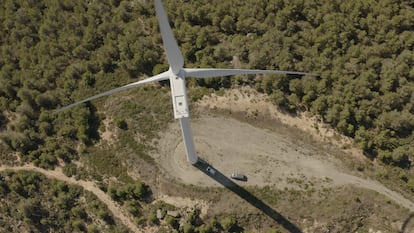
[{"xmin": 231, "ymin": 173, "xmax": 247, "ymax": 181}]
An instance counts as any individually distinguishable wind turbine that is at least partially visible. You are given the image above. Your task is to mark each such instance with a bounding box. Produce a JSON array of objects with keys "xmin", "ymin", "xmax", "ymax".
[{"xmin": 57, "ymin": 0, "xmax": 316, "ymax": 165}]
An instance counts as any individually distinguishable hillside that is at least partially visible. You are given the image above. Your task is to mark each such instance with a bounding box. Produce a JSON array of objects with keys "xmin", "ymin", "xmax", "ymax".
[{"xmin": 0, "ymin": 0, "xmax": 413, "ymax": 232}]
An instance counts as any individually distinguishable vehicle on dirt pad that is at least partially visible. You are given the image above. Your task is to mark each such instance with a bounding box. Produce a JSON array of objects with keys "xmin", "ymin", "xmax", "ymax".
[{"xmin": 231, "ymin": 173, "xmax": 247, "ymax": 181}]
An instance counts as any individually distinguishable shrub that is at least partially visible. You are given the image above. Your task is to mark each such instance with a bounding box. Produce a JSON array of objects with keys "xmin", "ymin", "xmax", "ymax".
[
  {"xmin": 183, "ymin": 224, "xmax": 195, "ymax": 233},
  {"xmin": 62, "ymin": 163, "xmax": 78, "ymax": 177},
  {"xmin": 220, "ymin": 216, "xmax": 237, "ymax": 232},
  {"xmin": 408, "ymin": 179, "xmax": 414, "ymax": 192},
  {"xmin": 355, "ymin": 164, "xmax": 364, "ymax": 172},
  {"xmin": 71, "ymin": 206, "xmax": 87, "ymax": 219},
  {"xmin": 125, "ymin": 200, "xmax": 141, "ymax": 216},
  {"xmin": 165, "ymin": 215, "xmax": 178, "ymax": 229},
  {"xmin": 87, "ymin": 225, "xmax": 99, "ymax": 233},
  {"xmin": 197, "ymin": 224, "xmax": 214, "ymax": 233},
  {"xmin": 398, "ymin": 170, "xmax": 408, "ymax": 182},
  {"xmin": 71, "ymin": 219, "xmax": 85, "ymax": 231},
  {"xmin": 147, "ymin": 213, "xmax": 159, "ymax": 226},
  {"xmin": 114, "ymin": 118, "xmax": 128, "ymax": 130},
  {"xmin": 376, "ymin": 168, "xmax": 389, "ymax": 179}
]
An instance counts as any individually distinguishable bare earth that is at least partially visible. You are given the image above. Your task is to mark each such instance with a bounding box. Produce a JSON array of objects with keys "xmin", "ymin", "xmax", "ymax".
[{"xmin": 153, "ymin": 87, "xmax": 414, "ymax": 212}]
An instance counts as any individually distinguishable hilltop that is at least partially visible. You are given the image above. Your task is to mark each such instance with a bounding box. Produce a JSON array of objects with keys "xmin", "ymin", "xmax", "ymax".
[{"xmin": 0, "ymin": 0, "xmax": 413, "ymax": 232}]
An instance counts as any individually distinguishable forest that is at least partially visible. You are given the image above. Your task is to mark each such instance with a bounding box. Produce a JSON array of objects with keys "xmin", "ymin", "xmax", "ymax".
[
  {"xmin": 0, "ymin": 170, "xmax": 129, "ymax": 232},
  {"xmin": 0, "ymin": 0, "xmax": 413, "ymax": 229},
  {"xmin": 1, "ymin": 0, "xmax": 412, "ymax": 169}
]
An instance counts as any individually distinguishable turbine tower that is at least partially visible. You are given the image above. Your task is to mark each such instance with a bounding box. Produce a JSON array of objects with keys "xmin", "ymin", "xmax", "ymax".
[{"xmin": 57, "ymin": 0, "xmax": 317, "ymax": 165}]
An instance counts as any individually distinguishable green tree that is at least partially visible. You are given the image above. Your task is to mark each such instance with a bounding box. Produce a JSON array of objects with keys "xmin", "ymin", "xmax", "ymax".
[{"xmin": 220, "ymin": 15, "xmax": 235, "ymax": 34}]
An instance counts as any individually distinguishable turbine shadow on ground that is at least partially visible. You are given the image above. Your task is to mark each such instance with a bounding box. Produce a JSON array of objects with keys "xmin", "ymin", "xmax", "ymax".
[{"xmin": 193, "ymin": 158, "xmax": 302, "ymax": 233}]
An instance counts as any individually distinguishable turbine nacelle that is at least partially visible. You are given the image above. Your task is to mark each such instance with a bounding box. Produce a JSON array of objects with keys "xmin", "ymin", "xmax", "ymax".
[
  {"xmin": 56, "ymin": 0, "xmax": 318, "ymax": 165},
  {"xmin": 168, "ymin": 69, "xmax": 190, "ymax": 119}
]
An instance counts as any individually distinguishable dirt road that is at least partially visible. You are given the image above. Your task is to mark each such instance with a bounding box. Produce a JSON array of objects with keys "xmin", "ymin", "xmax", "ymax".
[{"xmin": 0, "ymin": 165, "xmax": 148, "ymax": 233}]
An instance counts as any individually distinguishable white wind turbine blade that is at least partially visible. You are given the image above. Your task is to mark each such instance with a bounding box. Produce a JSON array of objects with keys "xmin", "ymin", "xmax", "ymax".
[
  {"xmin": 154, "ymin": 0, "xmax": 184, "ymax": 74},
  {"xmin": 55, "ymin": 71, "xmax": 170, "ymax": 113},
  {"xmin": 184, "ymin": 68, "xmax": 318, "ymax": 78},
  {"xmin": 179, "ymin": 117, "xmax": 198, "ymax": 164}
]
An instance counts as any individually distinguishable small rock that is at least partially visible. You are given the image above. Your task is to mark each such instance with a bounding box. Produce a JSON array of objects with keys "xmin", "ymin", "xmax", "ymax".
[
  {"xmin": 167, "ymin": 210, "xmax": 180, "ymax": 218},
  {"xmin": 156, "ymin": 209, "xmax": 164, "ymax": 219}
]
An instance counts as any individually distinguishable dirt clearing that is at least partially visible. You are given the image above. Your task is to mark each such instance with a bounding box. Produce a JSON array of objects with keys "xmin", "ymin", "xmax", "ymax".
[
  {"xmin": 155, "ymin": 115, "xmax": 343, "ymax": 188},
  {"xmin": 152, "ymin": 88, "xmax": 414, "ymax": 212}
]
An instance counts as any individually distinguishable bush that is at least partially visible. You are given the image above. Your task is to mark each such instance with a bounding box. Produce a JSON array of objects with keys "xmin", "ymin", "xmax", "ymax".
[
  {"xmin": 130, "ymin": 181, "xmax": 150, "ymax": 200},
  {"xmin": 71, "ymin": 206, "xmax": 87, "ymax": 219},
  {"xmin": 37, "ymin": 153, "xmax": 58, "ymax": 169},
  {"xmin": 62, "ymin": 163, "xmax": 78, "ymax": 177},
  {"xmin": 87, "ymin": 225, "xmax": 99, "ymax": 233},
  {"xmin": 183, "ymin": 224, "xmax": 195, "ymax": 233},
  {"xmin": 165, "ymin": 215, "xmax": 178, "ymax": 229},
  {"xmin": 355, "ymin": 163, "xmax": 364, "ymax": 172},
  {"xmin": 107, "ymin": 181, "xmax": 151, "ymax": 203},
  {"xmin": 376, "ymin": 168, "xmax": 389, "ymax": 179},
  {"xmin": 220, "ymin": 216, "xmax": 237, "ymax": 232},
  {"xmin": 398, "ymin": 170, "xmax": 408, "ymax": 182},
  {"xmin": 114, "ymin": 118, "xmax": 128, "ymax": 130},
  {"xmin": 107, "ymin": 185, "xmax": 119, "ymax": 201},
  {"xmin": 125, "ymin": 200, "xmax": 141, "ymax": 216},
  {"xmin": 408, "ymin": 179, "xmax": 414, "ymax": 192},
  {"xmin": 147, "ymin": 213, "xmax": 159, "ymax": 226},
  {"xmin": 97, "ymin": 209, "xmax": 113, "ymax": 224},
  {"xmin": 391, "ymin": 146, "xmax": 411, "ymax": 168},
  {"xmin": 0, "ymin": 177, "xmax": 9, "ymax": 196},
  {"xmin": 71, "ymin": 219, "xmax": 85, "ymax": 231},
  {"xmin": 197, "ymin": 224, "xmax": 214, "ymax": 233}
]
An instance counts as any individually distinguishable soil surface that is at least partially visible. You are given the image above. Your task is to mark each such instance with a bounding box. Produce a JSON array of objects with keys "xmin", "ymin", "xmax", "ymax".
[{"xmin": 152, "ymin": 87, "xmax": 414, "ymax": 212}]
